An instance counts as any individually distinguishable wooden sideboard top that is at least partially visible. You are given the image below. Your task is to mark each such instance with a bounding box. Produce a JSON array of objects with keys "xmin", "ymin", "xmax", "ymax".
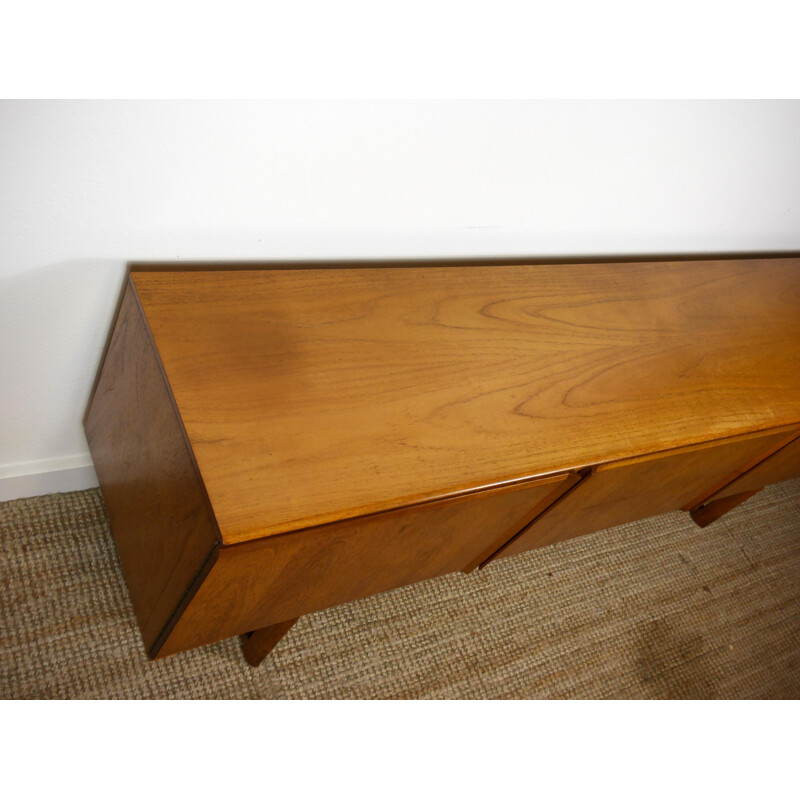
[{"xmin": 129, "ymin": 258, "xmax": 800, "ymax": 544}]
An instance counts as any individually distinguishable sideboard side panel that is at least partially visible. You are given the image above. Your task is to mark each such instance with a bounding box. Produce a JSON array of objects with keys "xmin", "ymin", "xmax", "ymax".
[
  {"xmin": 85, "ymin": 280, "xmax": 221, "ymax": 654},
  {"xmin": 156, "ymin": 472, "xmax": 578, "ymax": 656}
]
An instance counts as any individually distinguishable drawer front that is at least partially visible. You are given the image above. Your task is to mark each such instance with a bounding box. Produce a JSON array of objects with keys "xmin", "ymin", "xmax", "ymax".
[
  {"xmin": 154, "ymin": 471, "xmax": 579, "ymax": 656},
  {"xmin": 485, "ymin": 428, "xmax": 797, "ymax": 564},
  {"xmin": 700, "ymin": 433, "xmax": 800, "ymax": 504}
]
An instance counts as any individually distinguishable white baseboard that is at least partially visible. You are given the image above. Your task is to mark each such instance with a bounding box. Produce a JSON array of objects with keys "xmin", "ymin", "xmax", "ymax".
[{"xmin": 0, "ymin": 456, "xmax": 99, "ymax": 503}]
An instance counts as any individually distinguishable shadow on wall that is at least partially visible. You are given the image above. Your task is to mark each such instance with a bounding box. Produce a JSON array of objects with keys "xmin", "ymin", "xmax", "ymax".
[{"xmin": 0, "ymin": 259, "xmax": 128, "ymax": 475}]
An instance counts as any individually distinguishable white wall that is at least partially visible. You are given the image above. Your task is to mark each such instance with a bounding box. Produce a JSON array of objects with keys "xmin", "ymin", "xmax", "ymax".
[{"xmin": 2, "ymin": 100, "xmax": 799, "ymax": 500}]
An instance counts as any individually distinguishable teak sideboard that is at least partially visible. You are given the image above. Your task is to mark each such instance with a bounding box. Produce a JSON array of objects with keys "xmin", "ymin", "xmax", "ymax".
[{"xmin": 85, "ymin": 257, "xmax": 800, "ymax": 666}]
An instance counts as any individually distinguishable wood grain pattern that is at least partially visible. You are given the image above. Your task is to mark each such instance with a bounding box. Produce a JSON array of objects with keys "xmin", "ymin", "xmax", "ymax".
[
  {"xmin": 156, "ymin": 472, "xmax": 577, "ymax": 656},
  {"xmin": 84, "ymin": 281, "xmax": 220, "ymax": 652},
  {"xmin": 691, "ymin": 438, "xmax": 800, "ymax": 528},
  {"xmin": 694, "ymin": 434, "xmax": 800, "ymax": 510},
  {"xmin": 131, "ymin": 259, "xmax": 800, "ymax": 544},
  {"xmin": 484, "ymin": 427, "xmax": 797, "ymax": 563},
  {"xmin": 680, "ymin": 428, "xmax": 800, "ymax": 511}
]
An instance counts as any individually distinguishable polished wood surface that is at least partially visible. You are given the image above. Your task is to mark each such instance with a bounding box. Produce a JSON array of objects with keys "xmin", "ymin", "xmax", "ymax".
[
  {"xmin": 84, "ymin": 282, "xmax": 220, "ymax": 653},
  {"xmin": 241, "ymin": 619, "xmax": 298, "ymax": 667},
  {"xmin": 689, "ymin": 432, "xmax": 800, "ymax": 527},
  {"xmin": 85, "ymin": 258, "xmax": 800, "ymax": 663},
  {"xmin": 690, "ymin": 491, "xmax": 762, "ymax": 528},
  {"xmin": 156, "ymin": 472, "xmax": 577, "ymax": 656},
  {"xmin": 680, "ymin": 428, "xmax": 800, "ymax": 511},
  {"xmin": 484, "ymin": 427, "xmax": 799, "ymax": 563},
  {"xmin": 131, "ymin": 258, "xmax": 800, "ymax": 544},
  {"xmin": 699, "ymin": 434, "xmax": 800, "ymax": 504}
]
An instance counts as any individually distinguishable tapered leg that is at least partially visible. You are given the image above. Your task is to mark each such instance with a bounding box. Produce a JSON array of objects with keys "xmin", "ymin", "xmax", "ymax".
[
  {"xmin": 690, "ymin": 489, "xmax": 761, "ymax": 528},
  {"xmin": 240, "ymin": 618, "xmax": 299, "ymax": 666}
]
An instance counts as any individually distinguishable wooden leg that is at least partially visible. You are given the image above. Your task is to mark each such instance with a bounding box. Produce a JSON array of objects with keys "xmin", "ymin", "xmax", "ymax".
[
  {"xmin": 240, "ymin": 618, "xmax": 299, "ymax": 667},
  {"xmin": 690, "ymin": 489, "xmax": 762, "ymax": 528}
]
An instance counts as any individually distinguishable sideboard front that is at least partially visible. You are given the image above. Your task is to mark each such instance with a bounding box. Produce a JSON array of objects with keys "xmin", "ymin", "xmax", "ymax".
[
  {"xmin": 83, "ymin": 257, "xmax": 800, "ymax": 665},
  {"xmin": 484, "ymin": 427, "xmax": 800, "ymax": 564}
]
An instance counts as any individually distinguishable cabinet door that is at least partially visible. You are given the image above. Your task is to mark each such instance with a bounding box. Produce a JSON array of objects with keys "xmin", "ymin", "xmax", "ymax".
[
  {"xmin": 699, "ymin": 434, "xmax": 800, "ymax": 503},
  {"xmin": 485, "ymin": 428, "xmax": 797, "ymax": 564},
  {"xmin": 154, "ymin": 471, "xmax": 580, "ymax": 656}
]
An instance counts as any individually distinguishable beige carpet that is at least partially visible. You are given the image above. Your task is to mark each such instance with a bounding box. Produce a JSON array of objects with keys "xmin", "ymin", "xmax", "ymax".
[{"xmin": 1, "ymin": 482, "xmax": 799, "ymax": 699}]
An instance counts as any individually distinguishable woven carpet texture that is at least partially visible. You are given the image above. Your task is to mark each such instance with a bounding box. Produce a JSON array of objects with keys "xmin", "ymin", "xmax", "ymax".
[{"xmin": 1, "ymin": 482, "xmax": 799, "ymax": 699}]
